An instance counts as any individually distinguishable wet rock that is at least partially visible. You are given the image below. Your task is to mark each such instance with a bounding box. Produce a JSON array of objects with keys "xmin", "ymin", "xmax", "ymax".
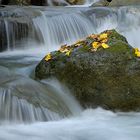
[
  {"xmin": 109, "ymin": 0, "xmax": 140, "ymax": 6},
  {"xmin": 31, "ymin": 0, "xmax": 46, "ymax": 6},
  {"xmin": 91, "ymin": 0, "xmax": 111, "ymax": 7},
  {"xmin": 66, "ymin": 0, "xmax": 84, "ymax": 5},
  {"xmin": 1, "ymin": 0, "xmax": 10, "ymax": 5},
  {"xmin": 36, "ymin": 29, "xmax": 140, "ymax": 112},
  {"xmin": 6, "ymin": 0, "xmax": 31, "ymax": 5},
  {"xmin": 0, "ymin": 19, "xmax": 31, "ymax": 51},
  {"xmin": 0, "ymin": 6, "xmax": 42, "ymax": 51}
]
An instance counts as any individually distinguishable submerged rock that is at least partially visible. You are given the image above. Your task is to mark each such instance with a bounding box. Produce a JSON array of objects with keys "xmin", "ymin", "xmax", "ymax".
[{"xmin": 35, "ymin": 29, "xmax": 140, "ymax": 112}]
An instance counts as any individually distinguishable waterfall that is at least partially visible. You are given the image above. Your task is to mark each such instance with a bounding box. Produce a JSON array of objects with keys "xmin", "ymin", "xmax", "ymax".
[
  {"xmin": 27, "ymin": 6, "xmax": 140, "ymax": 50},
  {"xmin": 0, "ymin": 7, "xmax": 38, "ymax": 51},
  {"xmin": 0, "ymin": 89, "xmax": 61, "ymax": 123},
  {"xmin": 0, "ymin": 54, "xmax": 82, "ymax": 123},
  {"xmin": 33, "ymin": 9, "xmax": 95, "ymax": 52},
  {"xmin": 1, "ymin": 5, "xmax": 140, "ymax": 123},
  {"xmin": 84, "ymin": 0, "xmax": 100, "ymax": 5},
  {"xmin": 47, "ymin": 0, "xmax": 70, "ymax": 6},
  {"xmin": 1, "ymin": 5, "xmax": 140, "ymax": 140},
  {"xmin": 1, "ymin": 6, "xmax": 140, "ymax": 52},
  {"xmin": 41, "ymin": 78, "xmax": 82, "ymax": 116},
  {"xmin": 1, "ymin": 4, "xmax": 140, "ymax": 140}
]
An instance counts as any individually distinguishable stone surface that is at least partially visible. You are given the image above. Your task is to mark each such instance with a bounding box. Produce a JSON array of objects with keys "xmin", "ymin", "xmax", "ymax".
[{"xmin": 109, "ymin": 0, "xmax": 140, "ymax": 6}]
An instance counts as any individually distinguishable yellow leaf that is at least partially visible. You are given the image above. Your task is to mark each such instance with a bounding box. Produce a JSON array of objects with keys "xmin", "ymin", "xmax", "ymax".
[
  {"xmin": 74, "ymin": 43, "xmax": 81, "ymax": 47},
  {"xmin": 134, "ymin": 48, "xmax": 139, "ymax": 54},
  {"xmin": 89, "ymin": 34, "xmax": 98, "ymax": 39},
  {"xmin": 136, "ymin": 51, "xmax": 140, "ymax": 57},
  {"xmin": 45, "ymin": 53, "xmax": 52, "ymax": 61},
  {"xmin": 74, "ymin": 40, "xmax": 84, "ymax": 47},
  {"xmin": 59, "ymin": 44, "xmax": 69, "ymax": 53},
  {"xmin": 99, "ymin": 33, "xmax": 108, "ymax": 40},
  {"xmin": 60, "ymin": 48, "xmax": 69, "ymax": 53},
  {"xmin": 101, "ymin": 43, "xmax": 110, "ymax": 49},
  {"xmin": 134, "ymin": 48, "xmax": 140, "ymax": 57},
  {"xmin": 65, "ymin": 50, "xmax": 71, "ymax": 56},
  {"xmin": 101, "ymin": 38, "xmax": 108, "ymax": 43},
  {"xmin": 92, "ymin": 42, "xmax": 100, "ymax": 49}
]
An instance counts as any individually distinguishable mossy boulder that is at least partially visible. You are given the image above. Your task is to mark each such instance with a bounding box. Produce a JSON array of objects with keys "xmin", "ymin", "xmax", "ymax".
[{"xmin": 35, "ymin": 29, "xmax": 140, "ymax": 112}]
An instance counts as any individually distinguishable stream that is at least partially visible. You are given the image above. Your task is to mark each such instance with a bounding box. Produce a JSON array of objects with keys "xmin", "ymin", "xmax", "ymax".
[{"xmin": 0, "ymin": 5, "xmax": 140, "ymax": 140}]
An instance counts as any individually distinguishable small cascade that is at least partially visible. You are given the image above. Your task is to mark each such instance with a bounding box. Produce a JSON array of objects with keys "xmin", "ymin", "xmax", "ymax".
[
  {"xmin": 41, "ymin": 78, "xmax": 82, "ymax": 116},
  {"xmin": 47, "ymin": 0, "xmax": 70, "ymax": 6},
  {"xmin": 1, "ymin": 5, "xmax": 140, "ymax": 122},
  {"xmin": 0, "ymin": 7, "xmax": 42, "ymax": 51},
  {"xmin": 0, "ymin": 55, "xmax": 82, "ymax": 123},
  {"xmin": 33, "ymin": 6, "xmax": 140, "ymax": 51},
  {"xmin": 1, "ymin": 6, "xmax": 140, "ymax": 52},
  {"xmin": 0, "ymin": 4, "xmax": 140, "ymax": 139},
  {"xmin": 0, "ymin": 19, "xmax": 31, "ymax": 51},
  {"xmin": 4, "ymin": 20, "xmax": 10, "ymax": 50},
  {"xmin": 0, "ymin": 88, "xmax": 60, "ymax": 123},
  {"xmin": 84, "ymin": 0, "xmax": 100, "ymax": 5},
  {"xmin": 33, "ymin": 10, "xmax": 95, "ymax": 51}
]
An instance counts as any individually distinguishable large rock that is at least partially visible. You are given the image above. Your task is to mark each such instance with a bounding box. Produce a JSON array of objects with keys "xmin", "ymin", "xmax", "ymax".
[{"xmin": 35, "ymin": 30, "xmax": 140, "ymax": 112}]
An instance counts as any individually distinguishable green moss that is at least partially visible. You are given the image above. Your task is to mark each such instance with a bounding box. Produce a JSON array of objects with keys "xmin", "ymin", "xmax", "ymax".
[
  {"xmin": 107, "ymin": 29, "xmax": 128, "ymax": 43},
  {"xmin": 78, "ymin": 45, "xmax": 91, "ymax": 52},
  {"xmin": 107, "ymin": 41, "xmax": 131, "ymax": 53}
]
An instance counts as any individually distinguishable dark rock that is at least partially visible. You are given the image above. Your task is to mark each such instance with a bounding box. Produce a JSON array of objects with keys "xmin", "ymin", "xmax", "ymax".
[
  {"xmin": 1, "ymin": 0, "xmax": 10, "ymax": 5},
  {"xmin": 35, "ymin": 29, "xmax": 140, "ymax": 112},
  {"xmin": 31, "ymin": 0, "xmax": 46, "ymax": 6},
  {"xmin": 66, "ymin": 0, "xmax": 84, "ymax": 5},
  {"xmin": 0, "ymin": 19, "xmax": 30, "ymax": 51},
  {"xmin": 7, "ymin": 0, "xmax": 30, "ymax": 5},
  {"xmin": 0, "ymin": 6, "xmax": 42, "ymax": 51}
]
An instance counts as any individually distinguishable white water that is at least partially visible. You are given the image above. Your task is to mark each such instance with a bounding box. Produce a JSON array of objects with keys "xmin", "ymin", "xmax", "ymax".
[
  {"xmin": 1, "ymin": 5, "xmax": 140, "ymax": 140},
  {"xmin": 32, "ymin": 6, "xmax": 140, "ymax": 51},
  {"xmin": 1, "ymin": 108, "xmax": 140, "ymax": 140},
  {"xmin": 0, "ymin": 87, "xmax": 61, "ymax": 123},
  {"xmin": 0, "ymin": 49, "xmax": 82, "ymax": 123},
  {"xmin": 84, "ymin": 0, "xmax": 100, "ymax": 5},
  {"xmin": 47, "ymin": 0, "xmax": 100, "ymax": 6},
  {"xmin": 33, "ymin": 9, "xmax": 95, "ymax": 51},
  {"xmin": 47, "ymin": 0, "xmax": 70, "ymax": 6},
  {"xmin": 1, "ymin": 6, "xmax": 140, "ymax": 51}
]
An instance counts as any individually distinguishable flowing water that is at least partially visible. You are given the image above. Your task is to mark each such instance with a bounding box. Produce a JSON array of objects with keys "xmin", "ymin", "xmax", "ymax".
[{"xmin": 0, "ymin": 5, "xmax": 140, "ymax": 140}]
